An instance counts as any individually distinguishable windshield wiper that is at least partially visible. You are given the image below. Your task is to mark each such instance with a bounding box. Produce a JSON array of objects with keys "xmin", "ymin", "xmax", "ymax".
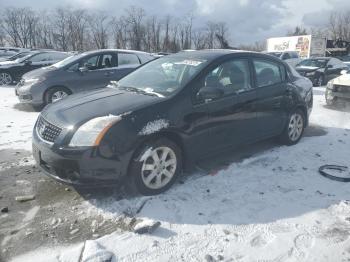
[{"xmin": 119, "ymin": 86, "xmax": 164, "ymax": 97}]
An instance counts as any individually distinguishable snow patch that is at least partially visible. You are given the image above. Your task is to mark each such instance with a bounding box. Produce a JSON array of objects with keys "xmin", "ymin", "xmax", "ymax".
[{"xmin": 138, "ymin": 119, "xmax": 169, "ymax": 135}]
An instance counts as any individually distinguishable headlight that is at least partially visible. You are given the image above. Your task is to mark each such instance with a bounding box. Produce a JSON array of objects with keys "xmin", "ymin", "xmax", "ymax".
[
  {"xmin": 23, "ymin": 77, "xmax": 45, "ymax": 86},
  {"xmin": 69, "ymin": 115, "xmax": 121, "ymax": 147},
  {"xmin": 327, "ymin": 81, "xmax": 334, "ymax": 90}
]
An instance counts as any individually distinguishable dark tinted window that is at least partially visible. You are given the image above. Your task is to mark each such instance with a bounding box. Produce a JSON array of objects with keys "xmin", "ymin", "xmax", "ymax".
[
  {"xmin": 254, "ymin": 60, "xmax": 283, "ymax": 88},
  {"xmin": 102, "ymin": 53, "xmax": 118, "ymax": 68},
  {"xmin": 282, "ymin": 53, "xmax": 291, "ymax": 60}
]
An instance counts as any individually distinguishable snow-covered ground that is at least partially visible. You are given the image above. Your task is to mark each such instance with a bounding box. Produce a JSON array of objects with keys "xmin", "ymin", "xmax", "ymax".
[{"xmin": 1, "ymin": 86, "xmax": 350, "ymax": 262}]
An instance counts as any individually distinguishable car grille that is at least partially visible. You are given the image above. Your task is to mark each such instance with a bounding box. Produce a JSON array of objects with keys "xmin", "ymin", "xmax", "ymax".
[
  {"xmin": 334, "ymin": 84, "xmax": 350, "ymax": 92},
  {"xmin": 36, "ymin": 116, "xmax": 62, "ymax": 143}
]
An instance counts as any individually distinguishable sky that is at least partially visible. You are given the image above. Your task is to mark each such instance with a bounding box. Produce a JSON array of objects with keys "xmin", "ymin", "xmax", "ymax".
[{"xmin": 1, "ymin": 0, "xmax": 350, "ymax": 45}]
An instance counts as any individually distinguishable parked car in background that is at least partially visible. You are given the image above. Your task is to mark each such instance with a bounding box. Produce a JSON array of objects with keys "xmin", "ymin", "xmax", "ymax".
[
  {"xmin": 265, "ymin": 51, "xmax": 302, "ymax": 68},
  {"xmin": 0, "ymin": 51, "xmax": 32, "ymax": 62},
  {"xmin": 16, "ymin": 49, "xmax": 155, "ymax": 107},
  {"xmin": 295, "ymin": 57, "xmax": 348, "ymax": 86},
  {"xmin": 325, "ymin": 68, "xmax": 350, "ymax": 105},
  {"xmin": 0, "ymin": 51, "xmax": 70, "ymax": 85},
  {"xmin": 32, "ymin": 50, "xmax": 313, "ymax": 195},
  {"xmin": 339, "ymin": 55, "xmax": 350, "ymax": 69}
]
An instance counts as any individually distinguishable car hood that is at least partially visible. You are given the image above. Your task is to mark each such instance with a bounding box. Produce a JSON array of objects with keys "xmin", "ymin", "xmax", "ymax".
[
  {"xmin": 332, "ymin": 73, "xmax": 350, "ymax": 86},
  {"xmin": 41, "ymin": 87, "xmax": 162, "ymax": 127},
  {"xmin": 22, "ymin": 66, "xmax": 58, "ymax": 79}
]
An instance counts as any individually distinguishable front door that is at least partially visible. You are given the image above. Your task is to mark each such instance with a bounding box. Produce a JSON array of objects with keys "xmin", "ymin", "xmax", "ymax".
[{"xmin": 194, "ymin": 58, "xmax": 258, "ymax": 153}]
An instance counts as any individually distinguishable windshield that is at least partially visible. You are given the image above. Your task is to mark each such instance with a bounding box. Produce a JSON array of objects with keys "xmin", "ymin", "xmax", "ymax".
[
  {"xmin": 117, "ymin": 56, "xmax": 208, "ymax": 96},
  {"xmin": 17, "ymin": 53, "xmax": 36, "ymax": 63},
  {"xmin": 51, "ymin": 53, "xmax": 86, "ymax": 68},
  {"xmin": 297, "ymin": 59, "xmax": 328, "ymax": 68},
  {"xmin": 268, "ymin": 52, "xmax": 282, "ymax": 58}
]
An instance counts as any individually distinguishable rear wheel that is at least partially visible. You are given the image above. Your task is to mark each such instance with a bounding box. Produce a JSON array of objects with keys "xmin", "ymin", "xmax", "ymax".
[
  {"xmin": 0, "ymin": 72, "xmax": 13, "ymax": 85},
  {"xmin": 129, "ymin": 138, "xmax": 182, "ymax": 195},
  {"xmin": 280, "ymin": 109, "xmax": 305, "ymax": 145},
  {"xmin": 45, "ymin": 87, "xmax": 70, "ymax": 105}
]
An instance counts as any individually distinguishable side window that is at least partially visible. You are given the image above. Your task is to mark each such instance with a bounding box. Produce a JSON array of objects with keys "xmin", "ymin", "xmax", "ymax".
[
  {"xmin": 83, "ymin": 55, "xmax": 100, "ymax": 70},
  {"xmin": 282, "ymin": 53, "xmax": 291, "ymax": 60},
  {"xmin": 101, "ymin": 54, "xmax": 117, "ymax": 68},
  {"xmin": 67, "ymin": 55, "xmax": 101, "ymax": 71},
  {"xmin": 137, "ymin": 53, "xmax": 154, "ymax": 64},
  {"xmin": 199, "ymin": 59, "xmax": 251, "ymax": 99},
  {"xmin": 118, "ymin": 53, "xmax": 140, "ymax": 66},
  {"xmin": 253, "ymin": 60, "xmax": 283, "ymax": 88},
  {"xmin": 28, "ymin": 53, "xmax": 51, "ymax": 62},
  {"xmin": 292, "ymin": 52, "xmax": 299, "ymax": 58}
]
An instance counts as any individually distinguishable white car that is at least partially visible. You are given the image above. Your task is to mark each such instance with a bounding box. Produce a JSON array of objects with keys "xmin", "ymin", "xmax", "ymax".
[{"xmin": 325, "ymin": 69, "xmax": 350, "ymax": 105}]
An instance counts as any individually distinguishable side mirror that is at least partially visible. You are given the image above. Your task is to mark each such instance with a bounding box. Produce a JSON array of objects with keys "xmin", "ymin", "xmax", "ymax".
[
  {"xmin": 24, "ymin": 60, "xmax": 32, "ymax": 65},
  {"xmin": 78, "ymin": 66, "xmax": 88, "ymax": 73},
  {"xmin": 197, "ymin": 86, "xmax": 224, "ymax": 102},
  {"xmin": 341, "ymin": 69, "xmax": 348, "ymax": 75}
]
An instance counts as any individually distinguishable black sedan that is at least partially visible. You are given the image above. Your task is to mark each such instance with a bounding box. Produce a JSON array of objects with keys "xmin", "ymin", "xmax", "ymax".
[
  {"xmin": 32, "ymin": 50, "xmax": 313, "ymax": 195},
  {"xmin": 295, "ymin": 57, "xmax": 348, "ymax": 86},
  {"xmin": 0, "ymin": 51, "xmax": 69, "ymax": 85}
]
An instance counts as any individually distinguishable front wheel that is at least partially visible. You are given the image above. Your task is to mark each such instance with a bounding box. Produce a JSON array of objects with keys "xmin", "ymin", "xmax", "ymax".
[
  {"xmin": 280, "ymin": 109, "xmax": 305, "ymax": 145},
  {"xmin": 0, "ymin": 72, "xmax": 13, "ymax": 85},
  {"xmin": 314, "ymin": 75, "xmax": 325, "ymax": 87},
  {"xmin": 45, "ymin": 87, "xmax": 70, "ymax": 105},
  {"xmin": 129, "ymin": 138, "xmax": 182, "ymax": 195}
]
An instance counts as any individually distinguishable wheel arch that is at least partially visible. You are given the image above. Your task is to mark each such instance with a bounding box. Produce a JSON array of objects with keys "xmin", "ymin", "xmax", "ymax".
[
  {"xmin": 128, "ymin": 130, "xmax": 188, "ymax": 175},
  {"xmin": 295, "ymin": 104, "xmax": 308, "ymax": 126},
  {"xmin": 43, "ymin": 85, "xmax": 73, "ymax": 103}
]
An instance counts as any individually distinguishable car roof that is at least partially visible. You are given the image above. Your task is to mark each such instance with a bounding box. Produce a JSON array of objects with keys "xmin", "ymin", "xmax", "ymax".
[
  {"xmin": 168, "ymin": 49, "xmax": 274, "ymax": 62},
  {"xmin": 307, "ymin": 57, "xmax": 331, "ymax": 60},
  {"xmin": 82, "ymin": 49, "xmax": 152, "ymax": 56}
]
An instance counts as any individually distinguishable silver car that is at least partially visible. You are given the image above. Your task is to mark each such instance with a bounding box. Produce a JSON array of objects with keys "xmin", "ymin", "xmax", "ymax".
[{"xmin": 15, "ymin": 49, "xmax": 155, "ymax": 107}]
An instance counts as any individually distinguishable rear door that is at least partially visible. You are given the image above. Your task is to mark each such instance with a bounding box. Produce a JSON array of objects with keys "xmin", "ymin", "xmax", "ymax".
[{"xmin": 253, "ymin": 58, "xmax": 289, "ymax": 137}]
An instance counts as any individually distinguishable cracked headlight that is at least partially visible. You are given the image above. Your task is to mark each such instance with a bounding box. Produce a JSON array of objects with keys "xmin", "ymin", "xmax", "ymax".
[{"xmin": 69, "ymin": 115, "xmax": 121, "ymax": 147}]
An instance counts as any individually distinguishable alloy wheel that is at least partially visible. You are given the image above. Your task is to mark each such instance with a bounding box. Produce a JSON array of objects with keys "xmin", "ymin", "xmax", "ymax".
[
  {"xmin": 0, "ymin": 73, "xmax": 12, "ymax": 85},
  {"xmin": 51, "ymin": 90, "xmax": 68, "ymax": 103},
  {"xmin": 288, "ymin": 113, "xmax": 304, "ymax": 142},
  {"xmin": 141, "ymin": 146, "xmax": 177, "ymax": 190}
]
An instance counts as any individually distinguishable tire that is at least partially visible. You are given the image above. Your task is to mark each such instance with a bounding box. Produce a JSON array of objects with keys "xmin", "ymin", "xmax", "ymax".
[
  {"xmin": 314, "ymin": 75, "xmax": 324, "ymax": 87},
  {"xmin": 0, "ymin": 72, "xmax": 13, "ymax": 85},
  {"xmin": 129, "ymin": 138, "xmax": 182, "ymax": 195},
  {"xmin": 325, "ymin": 89, "xmax": 337, "ymax": 106},
  {"xmin": 44, "ymin": 87, "xmax": 70, "ymax": 105},
  {"xmin": 280, "ymin": 109, "xmax": 305, "ymax": 145}
]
